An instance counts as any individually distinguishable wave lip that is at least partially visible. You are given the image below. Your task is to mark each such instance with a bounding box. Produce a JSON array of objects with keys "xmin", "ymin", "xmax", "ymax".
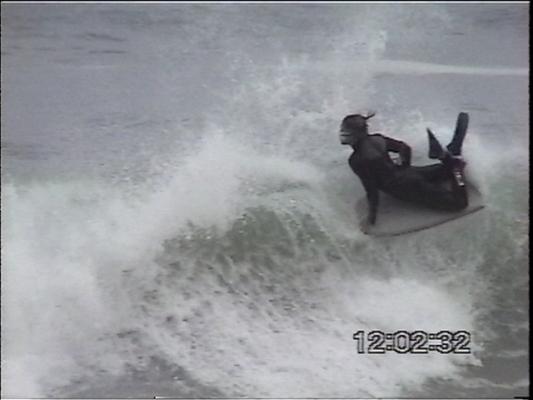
[{"xmin": 371, "ymin": 59, "xmax": 528, "ymax": 76}]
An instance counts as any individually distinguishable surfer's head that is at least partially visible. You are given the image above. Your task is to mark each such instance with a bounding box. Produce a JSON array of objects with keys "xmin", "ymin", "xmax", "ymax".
[{"xmin": 339, "ymin": 112, "xmax": 375, "ymax": 146}]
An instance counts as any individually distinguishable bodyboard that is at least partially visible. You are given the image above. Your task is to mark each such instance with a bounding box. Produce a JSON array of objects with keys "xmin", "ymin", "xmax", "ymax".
[{"xmin": 357, "ymin": 186, "xmax": 485, "ymax": 237}]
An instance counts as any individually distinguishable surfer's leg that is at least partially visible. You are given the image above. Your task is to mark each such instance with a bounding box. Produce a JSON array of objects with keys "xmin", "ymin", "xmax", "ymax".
[
  {"xmin": 409, "ymin": 178, "xmax": 468, "ymax": 211},
  {"xmin": 411, "ymin": 164, "xmax": 448, "ymax": 182},
  {"xmin": 391, "ymin": 160, "xmax": 467, "ymax": 211},
  {"xmin": 386, "ymin": 158, "xmax": 468, "ymax": 210}
]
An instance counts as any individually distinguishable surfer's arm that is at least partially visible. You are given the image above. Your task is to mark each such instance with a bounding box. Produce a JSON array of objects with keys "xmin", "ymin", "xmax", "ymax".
[
  {"xmin": 349, "ymin": 154, "xmax": 379, "ymax": 225},
  {"xmin": 359, "ymin": 174, "xmax": 379, "ymax": 225},
  {"xmin": 384, "ymin": 136, "xmax": 411, "ymax": 167}
]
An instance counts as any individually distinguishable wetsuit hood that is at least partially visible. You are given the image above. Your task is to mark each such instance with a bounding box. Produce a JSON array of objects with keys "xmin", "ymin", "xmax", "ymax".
[{"xmin": 339, "ymin": 113, "xmax": 375, "ymax": 146}]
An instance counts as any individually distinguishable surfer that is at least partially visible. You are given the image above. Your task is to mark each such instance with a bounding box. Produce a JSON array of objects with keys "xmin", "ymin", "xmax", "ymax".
[{"xmin": 339, "ymin": 112, "xmax": 468, "ymax": 226}]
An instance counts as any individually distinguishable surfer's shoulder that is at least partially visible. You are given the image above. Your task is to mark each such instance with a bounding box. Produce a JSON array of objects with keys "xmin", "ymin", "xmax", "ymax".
[
  {"xmin": 368, "ymin": 133, "xmax": 387, "ymax": 141},
  {"xmin": 367, "ymin": 133, "xmax": 388, "ymax": 145}
]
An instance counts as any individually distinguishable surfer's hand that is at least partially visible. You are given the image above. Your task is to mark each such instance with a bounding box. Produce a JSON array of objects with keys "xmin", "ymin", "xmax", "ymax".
[
  {"xmin": 367, "ymin": 214, "xmax": 376, "ymax": 226},
  {"xmin": 400, "ymin": 155, "xmax": 411, "ymax": 168},
  {"xmin": 360, "ymin": 218, "xmax": 370, "ymax": 234},
  {"xmin": 361, "ymin": 215, "xmax": 375, "ymax": 234},
  {"xmin": 398, "ymin": 162, "xmax": 409, "ymax": 170}
]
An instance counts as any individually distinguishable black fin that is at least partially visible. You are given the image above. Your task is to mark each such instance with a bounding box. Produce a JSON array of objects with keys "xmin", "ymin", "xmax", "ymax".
[
  {"xmin": 427, "ymin": 128, "xmax": 445, "ymax": 159},
  {"xmin": 447, "ymin": 112, "xmax": 469, "ymax": 156}
]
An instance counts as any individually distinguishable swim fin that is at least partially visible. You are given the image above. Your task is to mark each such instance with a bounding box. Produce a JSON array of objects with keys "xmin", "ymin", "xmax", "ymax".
[
  {"xmin": 447, "ymin": 112, "xmax": 469, "ymax": 156},
  {"xmin": 427, "ymin": 128, "xmax": 446, "ymax": 160}
]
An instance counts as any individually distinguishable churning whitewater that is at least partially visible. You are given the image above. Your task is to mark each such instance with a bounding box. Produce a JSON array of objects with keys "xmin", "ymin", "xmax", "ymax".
[{"xmin": 1, "ymin": 3, "xmax": 529, "ymax": 398}]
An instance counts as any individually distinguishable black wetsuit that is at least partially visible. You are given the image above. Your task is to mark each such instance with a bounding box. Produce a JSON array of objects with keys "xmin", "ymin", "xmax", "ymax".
[{"xmin": 349, "ymin": 134, "xmax": 468, "ymax": 224}]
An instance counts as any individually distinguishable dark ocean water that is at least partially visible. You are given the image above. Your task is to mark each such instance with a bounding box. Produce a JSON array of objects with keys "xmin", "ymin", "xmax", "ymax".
[{"xmin": 1, "ymin": 3, "xmax": 529, "ymax": 398}]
